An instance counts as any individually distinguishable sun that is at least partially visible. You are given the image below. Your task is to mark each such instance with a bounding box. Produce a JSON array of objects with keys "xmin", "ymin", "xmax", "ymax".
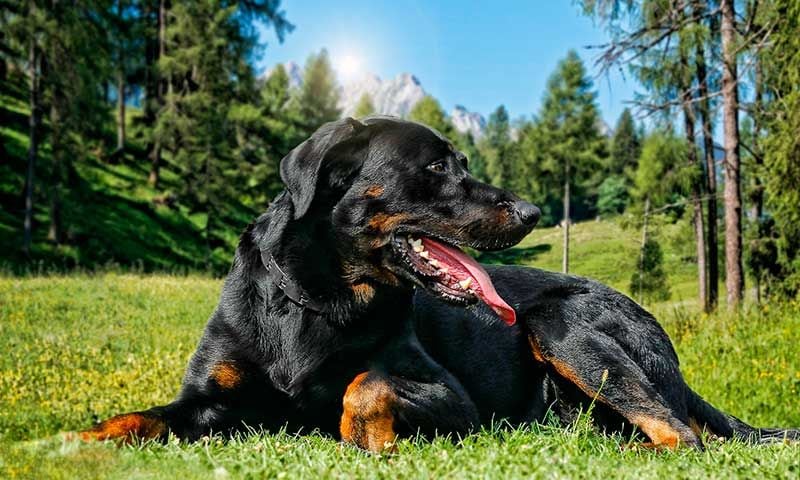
[{"xmin": 334, "ymin": 54, "xmax": 362, "ymax": 82}]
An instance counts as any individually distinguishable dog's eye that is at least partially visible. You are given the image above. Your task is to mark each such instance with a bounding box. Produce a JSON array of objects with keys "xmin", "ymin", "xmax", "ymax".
[{"xmin": 427, "ymin": 161, "xmax": 446, "ymax": 173}]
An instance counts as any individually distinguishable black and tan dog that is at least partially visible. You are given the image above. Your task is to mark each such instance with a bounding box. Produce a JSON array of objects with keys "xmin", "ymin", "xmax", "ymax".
[{"xmin": 81, "ymin": 117, "xmax": 797, "ymax": 451}]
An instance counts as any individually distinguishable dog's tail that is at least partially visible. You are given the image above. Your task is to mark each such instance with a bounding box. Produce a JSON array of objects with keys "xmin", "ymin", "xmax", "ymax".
[{"xmin": 687, "ymin": 388, "xmax": 800, "ymax": 443}]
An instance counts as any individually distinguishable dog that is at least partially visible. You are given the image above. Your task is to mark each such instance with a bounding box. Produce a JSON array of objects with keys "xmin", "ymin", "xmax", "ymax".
[{"xmin": 81, "ymin": 116, "xmax": 798, "ymax": 451}]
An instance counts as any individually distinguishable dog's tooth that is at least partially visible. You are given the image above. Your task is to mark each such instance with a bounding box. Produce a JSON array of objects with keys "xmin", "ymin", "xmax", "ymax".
[
  {"xmin": 428, "ymin": 259, "xmax": 438, "ymax": 267},
  {"xmin": 413, "ymin": 245, "xmax": 424, "ymax": 253},
  {"xmin": 458, "ymin": 278, "xmax": 472, "ymax": 290},
  {"xmin": 419, "ymin": 250, "xmax": 429, "ymax": 259},
  {"xmin": 438, "ymin": 266, "xmax": 448, "ymax": 274}
]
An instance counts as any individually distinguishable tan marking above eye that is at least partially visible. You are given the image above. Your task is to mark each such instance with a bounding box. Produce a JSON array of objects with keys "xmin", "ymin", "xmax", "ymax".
[
  {"xmin": 364, "ymin": 185, "xmax": 384, "ymax": 198},
  {"xmin": 367, "ymin": 213, "xmax": 410, "ymax": 233}
]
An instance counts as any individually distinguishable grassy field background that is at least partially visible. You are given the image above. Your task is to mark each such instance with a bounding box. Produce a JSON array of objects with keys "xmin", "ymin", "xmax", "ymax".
[{"xmin": 2, "ymin": 220, "xmax": 800, "ymax": 478}]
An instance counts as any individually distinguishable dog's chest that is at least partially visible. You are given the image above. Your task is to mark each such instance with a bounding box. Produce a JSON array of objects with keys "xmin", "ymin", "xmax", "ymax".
[{"xmin": 263, "ymin": 311, "xmax": 390, "ymax": 405}]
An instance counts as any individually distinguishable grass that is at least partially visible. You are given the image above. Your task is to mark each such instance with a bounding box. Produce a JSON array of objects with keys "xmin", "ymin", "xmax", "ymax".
[{"xmin": 1, "ymin": 271, "xmax": 799, "ymax": 479}]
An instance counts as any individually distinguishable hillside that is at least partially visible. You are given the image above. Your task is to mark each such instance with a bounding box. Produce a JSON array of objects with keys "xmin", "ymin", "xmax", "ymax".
[
  {"xmin": 477, "ymin": 219, "xmax": 702, "ymax": 312},
  {"xmin": 1, "ymin": 76, "xmax": 255, "ymax": 273}
]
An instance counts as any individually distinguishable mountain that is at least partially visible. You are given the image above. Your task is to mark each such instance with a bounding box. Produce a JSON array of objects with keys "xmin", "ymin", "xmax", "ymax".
[
  {"xmin": 450, "ymin": 105, "xmax": 486, "ymax": 139},
  {"xmin": 263, "ymin": 63, "xmax": 486, "ymax": 138},
  {"xmin": 340, "ymin": 72, "xmax": 427, "ymax": 119}
]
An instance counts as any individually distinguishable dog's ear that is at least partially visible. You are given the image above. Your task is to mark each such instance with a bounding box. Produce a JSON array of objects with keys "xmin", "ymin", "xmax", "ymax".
[{"xmin": 280, "ymin": 117, "xmax": 370, "ymax": 219}]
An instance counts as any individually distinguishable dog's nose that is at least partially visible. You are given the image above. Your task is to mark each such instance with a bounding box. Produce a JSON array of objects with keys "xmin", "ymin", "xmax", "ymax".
[{"xmin": 512, "ymin": 201, "xmax": 541, "ymax": 226}]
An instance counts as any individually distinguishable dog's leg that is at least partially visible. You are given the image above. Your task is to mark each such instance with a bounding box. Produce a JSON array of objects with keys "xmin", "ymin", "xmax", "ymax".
[
  {"xmin": 340, "ymin": 371, "xmax": 401, "ymax": 452},
  {"xmin": 340, "ymin": 342, "xmax": 479, "ymax": 452},
  {"xmin": 80, "ymin": 359, "xmax": 279, "ymax": 443},
  {"xmin": 527, "ymin": 332, "xmax": 701, "ymax": 450},
  {"xmin": 78, "ymin": 401, "xmax": 213, "ymax": 443},
  {"xmin": 78, "ymin": 408, "xmax": 169, "ymax": 442}
]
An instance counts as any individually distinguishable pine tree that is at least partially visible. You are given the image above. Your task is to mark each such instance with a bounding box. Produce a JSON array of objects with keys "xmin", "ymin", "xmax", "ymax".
[
  {"xmin": 633, "ymin": 130, "xmax": 691, "ymax": 209},
  {"xmin": 156, "ymin": 0, "xmax": 290, "ymax": 266},
  {"xmin": 760, "ymin": 0, "xmax": 800, "ymax": 295},
  {"xmin": 246, "ymin": 64, "xmax": 303, "ymax": 202},
  {"xmin": 598, "ymin": 108, "xmax": 640, "ymax": 216},
  {"xmin": 720, "ymin": 0, "xmax": 744, "ymax": 308},
  {"xmin": 2, "ymin": 1, "xmax": 44, "ymax": 253},
  {"xmin": 630, "ymin": 237, "xmax": 671, "ymax": 304},
  {"xmin": 534, "ymin": 50, "xmax": 606, "ymax": 273},
  {"xmin": 108, "ymin": 0, "xmax": 145, "ymax": 157},
  {"xmin": 481, "ymin": 105, "xmax": 512, "ymax": 189},
  {"xmin": 146, "ymin": 0, "xmax": 167, "ymax": 187},
  {"xmin": 353, "ymin": 92, "xmax": 375, "ymax": 118},
  {"xmin": 3, "ymin": 1, "xmax": 114, "ymax": 246},
  {"xmin": 609, "ymin": 108, "xmax": 640, "ymax": 177},
  {"xmin": 692, "ymin": 0, "xmax": 720, "ymax": 309},
  {"xmin": 602, "ymin": 1, "xmax": 712, "ymax": 311},
  {"xmin": 409, "ymin": 95, "xmax": 454, "ymax": 137},
  {"xmin": 456, "ymin": 132, "xmax": 489, "ymax": 184},
  {"xmin": 630, "ymin": 130, "xmax": 689, "ymax": 304},
  {"xmin": 597, "ymin": 175, "xmax": 628, "ymax": 216},
  {"xmin": 295, "ymin": 49, "xmax": 340, "ymax": 136}
]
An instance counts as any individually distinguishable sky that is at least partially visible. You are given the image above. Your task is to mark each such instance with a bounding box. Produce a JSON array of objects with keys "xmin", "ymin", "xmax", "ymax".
[{"xmin": 256, "ymin": 1, "xmax": 641, "ymax": 127}]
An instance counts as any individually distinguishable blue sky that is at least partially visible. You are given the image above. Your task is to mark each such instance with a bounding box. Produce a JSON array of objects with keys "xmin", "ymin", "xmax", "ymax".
[{"xmin": 256, "ymin": 1, "xmax": 640, "ymax": 127}]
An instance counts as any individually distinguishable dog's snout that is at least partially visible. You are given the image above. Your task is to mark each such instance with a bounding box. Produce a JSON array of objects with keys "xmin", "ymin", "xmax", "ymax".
[{"xmin": 511, "ymin": 201, "xmax": 540, "ymax": 226}]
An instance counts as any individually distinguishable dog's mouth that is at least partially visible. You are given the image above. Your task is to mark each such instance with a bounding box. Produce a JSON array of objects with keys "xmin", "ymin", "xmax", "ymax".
[{"xmin": 391, "ymin": 233, "xmax": 516, "ymax": 325}]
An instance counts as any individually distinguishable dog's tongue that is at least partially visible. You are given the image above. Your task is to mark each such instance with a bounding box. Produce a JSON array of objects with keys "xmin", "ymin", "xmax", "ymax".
[{"xmin": 421, "ymin": 237, "xmax": 516, "ymax": 325}]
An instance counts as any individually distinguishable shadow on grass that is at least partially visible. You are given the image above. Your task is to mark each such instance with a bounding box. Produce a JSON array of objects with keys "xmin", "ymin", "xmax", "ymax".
[{"xmin": 476, "ymin": 244, "xmax": 552, "ymax": 265}]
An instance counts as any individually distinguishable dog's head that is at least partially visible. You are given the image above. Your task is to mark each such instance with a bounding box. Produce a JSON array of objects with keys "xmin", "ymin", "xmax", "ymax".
[{"xmin": 279, "ymin": 116, "xmax": 540, "ymax": 324}]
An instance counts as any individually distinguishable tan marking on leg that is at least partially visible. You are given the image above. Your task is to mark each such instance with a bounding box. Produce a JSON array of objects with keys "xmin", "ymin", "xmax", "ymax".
[
  {"xmin": 364, "ymin": 185, "xmax": 384, "ymax": 198},
  {"xmin": 548, "ymin": 356, "xmax": 604, "ymax": 401},
  {"xmin": 527, "ymin": 335, "xmax": 546, "ymax": 363},
  {"xmin": 350, "ymin": 282, "xmax": 375, "ymax": 304},
  {"xmin": 79, "ymin": 412, "xmax": 165, "ymax": 443},
  {"xmin": 525, "ymin": 337, "xmax": 599, "ymax": 396},
  {"xmin": 341, "ymin": 372, "xmax": 398, "ymax": 452},
  {"xmin": 629, "ymin": 415, "xmax": 682, "ymax": 450},
  {"xmin": 211, "ymin": 361, "xmax": 242, "ymax": 390}
]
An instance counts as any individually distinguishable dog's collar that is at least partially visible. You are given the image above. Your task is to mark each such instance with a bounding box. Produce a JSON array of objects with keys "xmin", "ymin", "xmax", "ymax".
[{"xmin": 261, "ymin": 251, "xmax": 329, "ymax": 313}]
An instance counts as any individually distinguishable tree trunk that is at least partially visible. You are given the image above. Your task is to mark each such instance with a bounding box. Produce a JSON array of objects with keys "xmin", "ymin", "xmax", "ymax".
[
  {"xmin": 115, "ymin": 0, "xmax": 126, "ymax": 154},
  {"xmin": 116, "ymin": 70, "xmax": 126, "ymax": 152},
  {"xmin": 638, "ymin": 196, "xmax": 651, "ymax": 304},
  {"xmin": 721, "ymin": 0, "xmax": 744, "ymax": 308},
  {"xmin": 23, "ymin": 39, "xmax": 40, "ymax": 255},
  {"xmin": 562, "ymin": 158, "xmax": 570, "ymax": 274},
  {"xmin": 680, "ymin": 51, "xmax": 709, "ymax": 313},
  {"xmin": 48, "ymin": 101, "xmax": 64, "ymax": 245},
  {"xmin": 750, "ymin": 58, "xmax": 765, "ymax": 220},
  {"xmin": 693, "ymin": 0, "xmax": 718, "ymax": 310},
  {"xmin": 147, "ymin": 0, "xmax": 166, "ymax": 187}
]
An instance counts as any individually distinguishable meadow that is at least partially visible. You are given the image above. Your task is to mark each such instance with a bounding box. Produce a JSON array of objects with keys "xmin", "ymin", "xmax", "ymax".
[{"xmin": 2, "ymin": 221, "xmax": 800, "ymax": 479}]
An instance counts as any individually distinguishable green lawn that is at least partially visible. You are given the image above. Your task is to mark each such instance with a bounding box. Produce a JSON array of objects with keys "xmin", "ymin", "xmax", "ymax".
[{"xmin": 1, "ymin": 266, "xmax": 799, "ymax": 478}]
